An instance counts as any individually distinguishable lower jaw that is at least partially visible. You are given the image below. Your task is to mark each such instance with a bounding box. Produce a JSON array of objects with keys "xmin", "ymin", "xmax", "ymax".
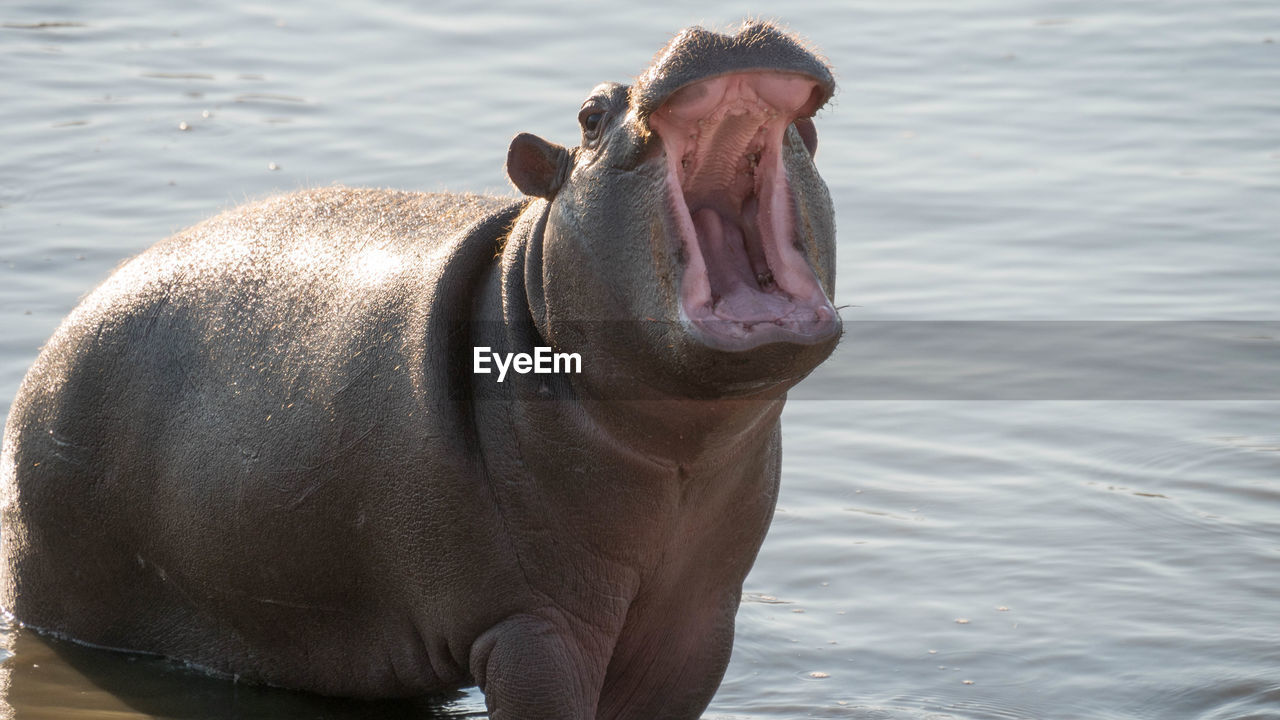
[
  {"xmin": 672, "ymin": 179, "xmax": 840, "ymax": 352},
  {"xmin": 682, "ymin": 302, "xmax": 841, "ymax": 352}
]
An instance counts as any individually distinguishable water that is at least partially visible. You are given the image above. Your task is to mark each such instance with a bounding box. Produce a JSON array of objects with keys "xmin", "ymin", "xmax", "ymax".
[{"xmin": 2, "ymin": 1, "xmax": 1278, "ymax": 718}]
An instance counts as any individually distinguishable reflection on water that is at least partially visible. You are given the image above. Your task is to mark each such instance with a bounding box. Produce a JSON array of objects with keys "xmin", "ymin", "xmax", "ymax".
[
  {"xmin": 0, "ymin": 619, "xmax": 485, "ymax": 719},
  {"xmin": 2, "ymin": 0, "xmax": 1278, "ymax": 718}
]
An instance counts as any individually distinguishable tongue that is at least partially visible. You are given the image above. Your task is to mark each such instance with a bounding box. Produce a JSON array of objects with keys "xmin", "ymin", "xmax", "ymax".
[{"xmin": 692, "ymin": 208, "xmax": 796, "ymax": 323}]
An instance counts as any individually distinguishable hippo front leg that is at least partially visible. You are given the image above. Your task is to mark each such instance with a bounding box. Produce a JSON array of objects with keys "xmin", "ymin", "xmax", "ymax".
[
  {"xmin": 596, "ymin": 593, "xmax": 742, "ymax": 720},
  {"xmin": 470, "ymin": 612, "xmax": 614, "ymax": 720}
]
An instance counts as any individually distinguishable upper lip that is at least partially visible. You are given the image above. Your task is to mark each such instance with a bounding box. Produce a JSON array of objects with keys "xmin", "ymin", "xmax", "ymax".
[{"xmin": 629, "ymin": 22, "xmax": 836, "ymax": 125}]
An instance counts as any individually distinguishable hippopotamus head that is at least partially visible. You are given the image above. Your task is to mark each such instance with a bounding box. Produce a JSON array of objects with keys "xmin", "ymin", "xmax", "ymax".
[{"xmin": 506, "ymin": 21, "xmax": 840, "ymax": 398}]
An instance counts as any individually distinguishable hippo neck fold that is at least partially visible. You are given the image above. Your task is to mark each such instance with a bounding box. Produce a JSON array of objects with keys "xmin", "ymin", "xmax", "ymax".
[{"xmin": 493, "ymin": 199, "xmax": 787, "ymax": 466}]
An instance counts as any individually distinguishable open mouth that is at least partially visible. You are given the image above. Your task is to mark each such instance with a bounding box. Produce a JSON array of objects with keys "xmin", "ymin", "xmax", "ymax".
[{"xmin": 649, "ymin": 71, "xmax": 839, "ymax": 351}]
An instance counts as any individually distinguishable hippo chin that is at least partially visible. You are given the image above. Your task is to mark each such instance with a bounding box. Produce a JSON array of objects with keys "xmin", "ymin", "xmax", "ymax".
[{"xmin": 0, "ymin": 21, "xmax": 840, "ymax": 720}]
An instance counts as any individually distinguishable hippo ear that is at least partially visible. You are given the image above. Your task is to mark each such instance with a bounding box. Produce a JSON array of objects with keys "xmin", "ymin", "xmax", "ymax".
[
  {"xmin": 793, "ymin": 117, "xmax": 818, "ymax": 158},
  {"xmin": 507, "ymin": 133, "xmax": 571, "ymax": 199}
]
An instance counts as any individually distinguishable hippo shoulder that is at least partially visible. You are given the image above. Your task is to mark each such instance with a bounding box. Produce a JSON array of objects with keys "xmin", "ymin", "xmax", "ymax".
[
  {"xmin": 157, "ymin": 186, "xmax": 517, "ymax": 266},
  {"xmin": 12, "ymin": 187, "xmax": 520, "ymax": 435},
  {"xmin": 58, "ymin": 187, "xmax": 515, "ymax": 334}
]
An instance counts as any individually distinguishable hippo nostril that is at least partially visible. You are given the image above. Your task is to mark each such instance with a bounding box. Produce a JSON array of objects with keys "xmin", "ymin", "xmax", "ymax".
[{"xmin": 630, "ymin": 20, "xmax": 835, "ymax": 124}]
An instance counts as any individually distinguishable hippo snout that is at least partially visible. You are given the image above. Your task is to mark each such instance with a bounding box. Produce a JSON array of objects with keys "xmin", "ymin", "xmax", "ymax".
[
  {"xmin": 633, "ymin": 24, "xmax": 841, "ymax": 352},
  {"xmin": 630, "ymin": 22, "xmax": 835, "ymax": 124}
]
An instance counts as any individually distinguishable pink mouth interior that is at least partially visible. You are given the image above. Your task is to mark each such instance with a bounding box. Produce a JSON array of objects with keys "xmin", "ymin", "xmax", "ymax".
[{"xmin": 648, "ymin": 72, "xmax": 838, "ymax": 349}]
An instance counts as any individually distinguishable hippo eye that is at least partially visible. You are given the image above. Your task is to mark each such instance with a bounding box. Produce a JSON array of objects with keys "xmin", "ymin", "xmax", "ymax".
[{"xmin": 578, "ymin": 107, "xmax": 606, "ymax": 143}]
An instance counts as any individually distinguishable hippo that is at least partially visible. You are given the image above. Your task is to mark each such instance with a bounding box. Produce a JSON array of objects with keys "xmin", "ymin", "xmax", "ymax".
[{"xmin": 0, "ymin": 20, "xmax": 840, "ymax": 720}]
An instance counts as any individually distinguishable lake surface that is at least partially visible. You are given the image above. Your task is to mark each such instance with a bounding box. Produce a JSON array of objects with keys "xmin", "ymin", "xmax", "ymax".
[{"xmin": 2, "ymin": 1, "xmax": 1278, "ymax": 718}]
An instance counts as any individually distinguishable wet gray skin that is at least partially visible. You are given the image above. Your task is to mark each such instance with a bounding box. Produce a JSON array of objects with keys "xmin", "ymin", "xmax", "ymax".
[{"xmin": 0, "ymin": 21, "xmax": 840, "ymax": 720}]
